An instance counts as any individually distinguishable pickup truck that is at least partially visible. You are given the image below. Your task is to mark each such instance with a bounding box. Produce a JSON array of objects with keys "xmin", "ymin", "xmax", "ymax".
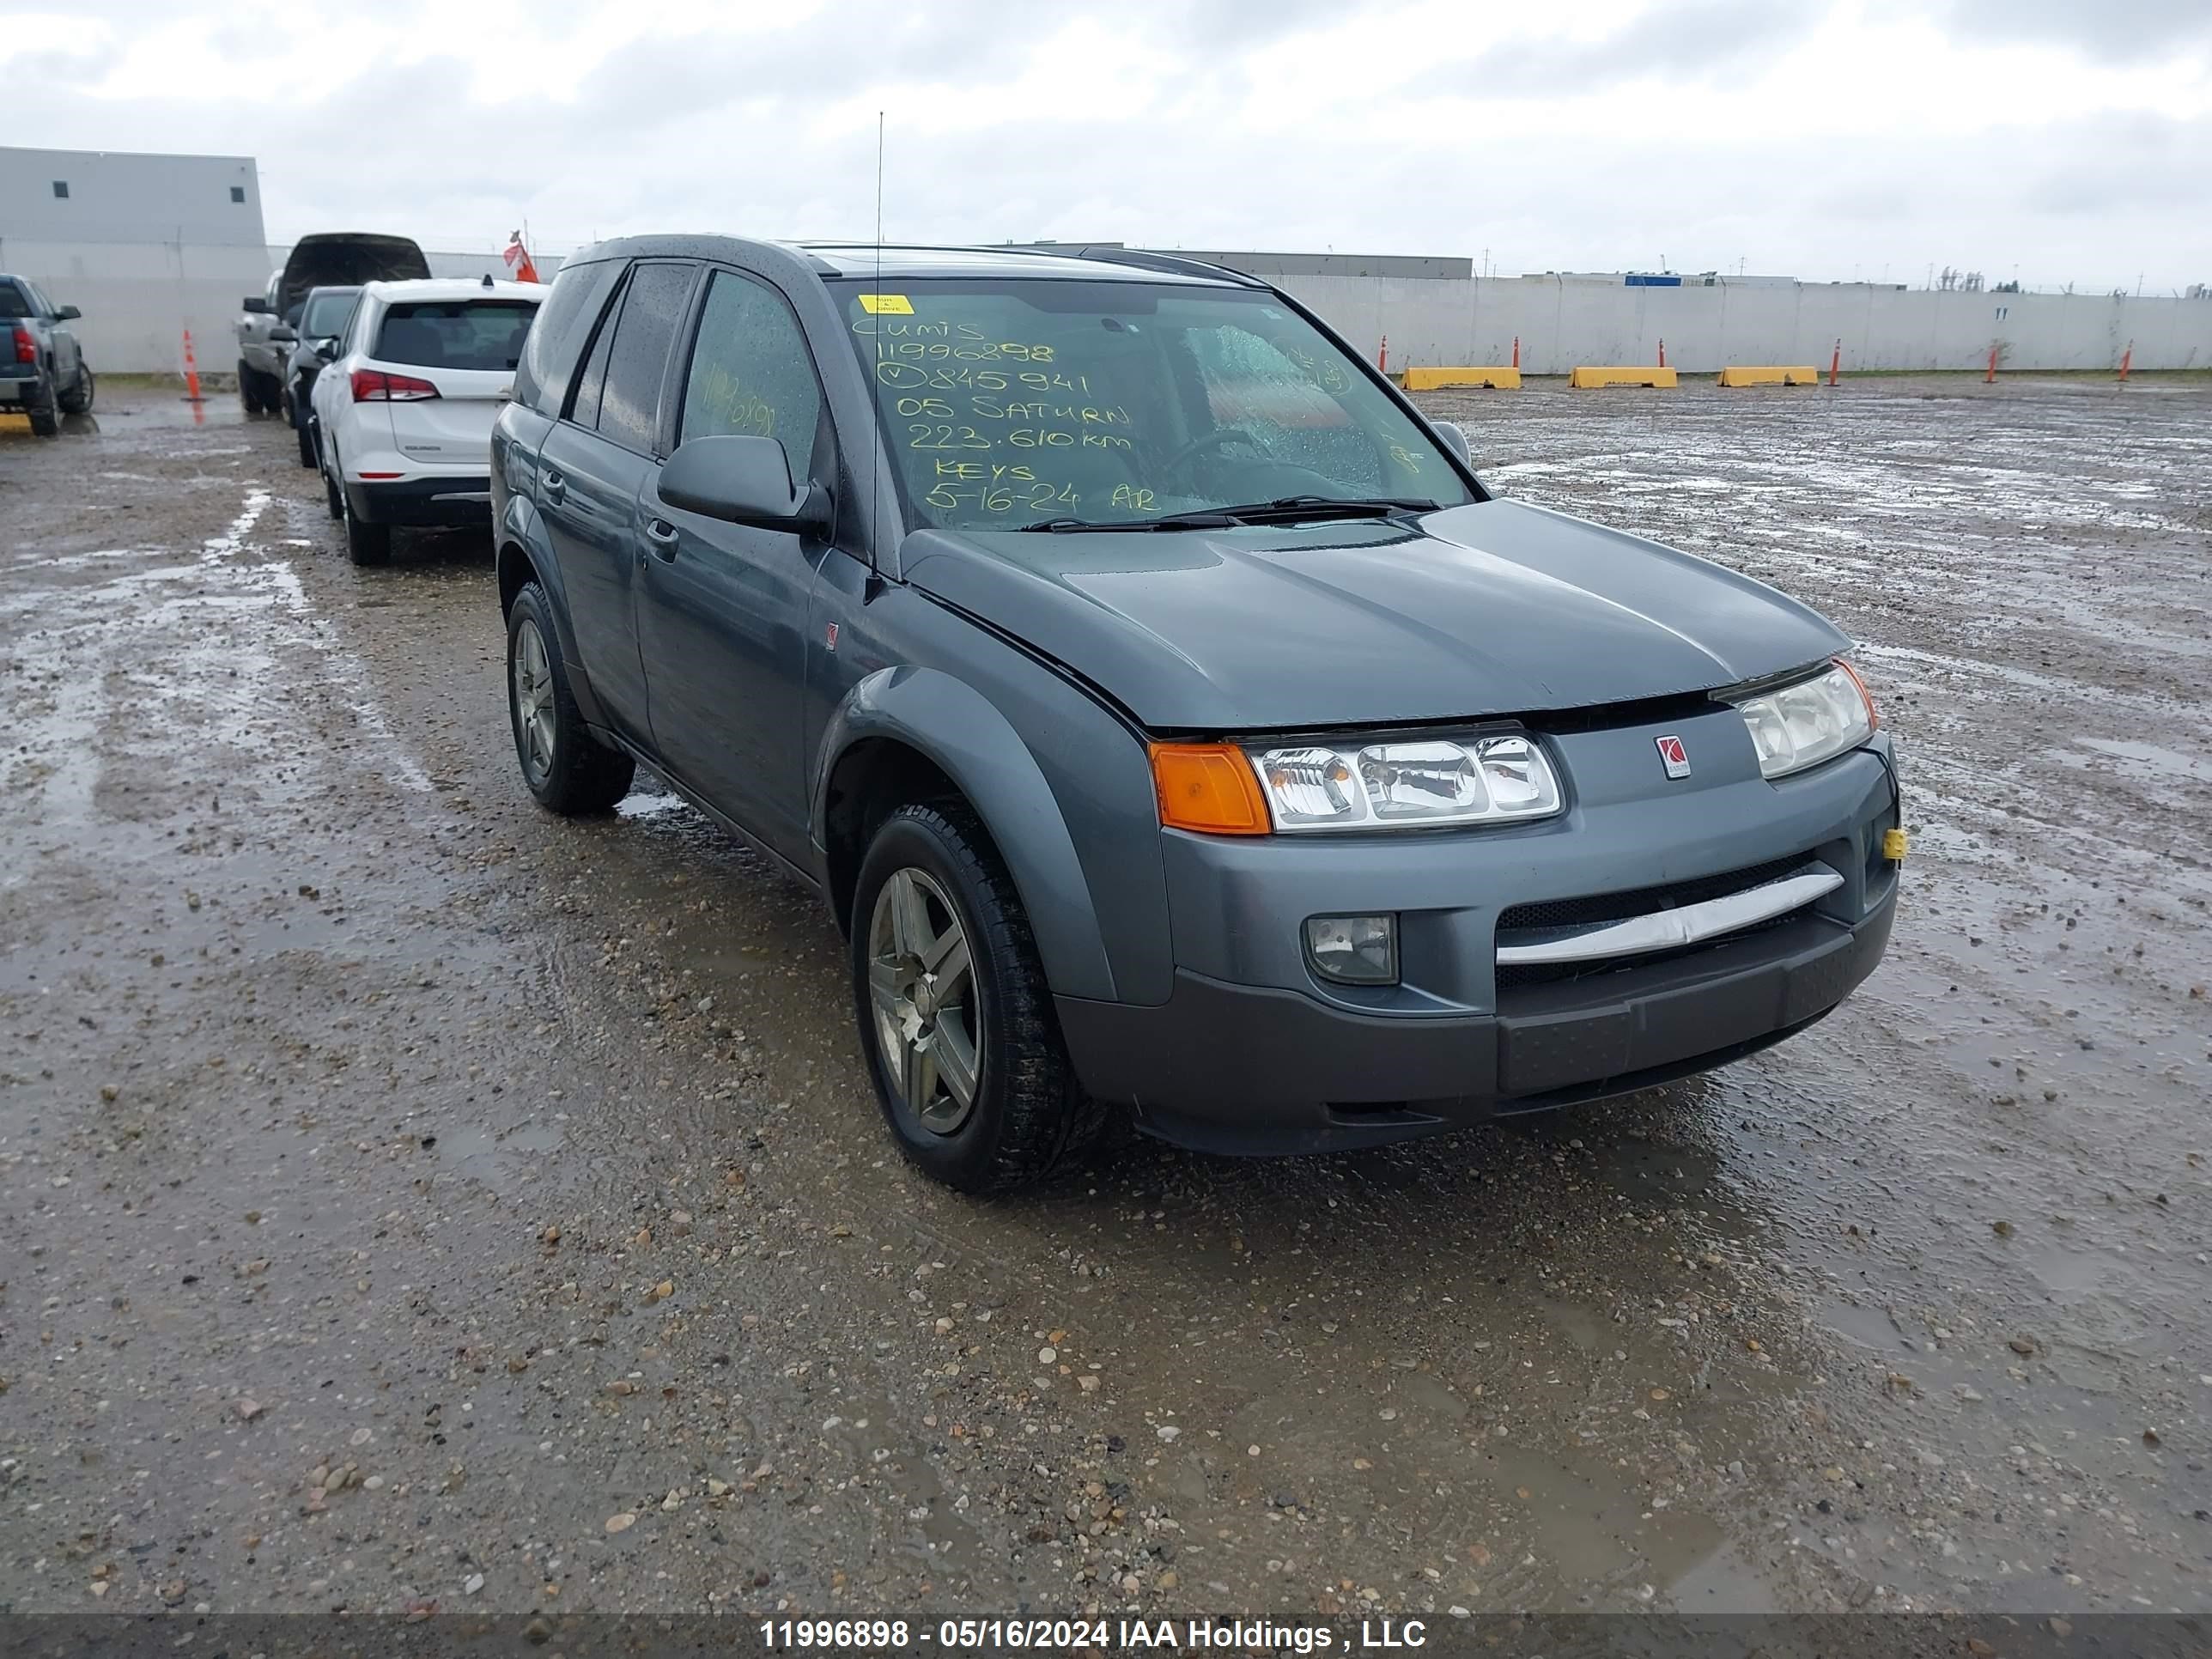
[
  {"xmin": 1, "ymin": 273, "xmax": 92, "ymax": 436},
  {"xmin": 238, "ymin": 232, "xmax": 429, "ymax": 417}
]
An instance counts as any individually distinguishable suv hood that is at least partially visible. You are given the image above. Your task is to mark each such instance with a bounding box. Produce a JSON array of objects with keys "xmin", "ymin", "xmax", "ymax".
[{"xmin": 902, "ymin": 498, "xmax": 1851, "ymax": 732}]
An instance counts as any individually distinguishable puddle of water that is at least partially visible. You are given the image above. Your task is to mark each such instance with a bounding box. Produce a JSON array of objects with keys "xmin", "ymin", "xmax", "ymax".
[{"xmin": 434, "ymin": 1121, "xmax": 564, "ymax": 1196}]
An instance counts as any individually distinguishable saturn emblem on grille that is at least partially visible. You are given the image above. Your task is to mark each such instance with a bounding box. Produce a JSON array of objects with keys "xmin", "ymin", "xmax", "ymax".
[{"xmin": 1655, "ymin": 734, "xmax": 1691, "ymax": 779}]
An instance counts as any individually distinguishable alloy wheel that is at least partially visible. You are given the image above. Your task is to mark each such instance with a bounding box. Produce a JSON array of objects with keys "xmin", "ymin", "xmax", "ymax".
[
  {"xmin": 866, "ymin": 867, "xmax": 982, "ymax": 1134},
  {"xmin": 511, "ymin": 617, "xmax": 556, "ymax": 784}
]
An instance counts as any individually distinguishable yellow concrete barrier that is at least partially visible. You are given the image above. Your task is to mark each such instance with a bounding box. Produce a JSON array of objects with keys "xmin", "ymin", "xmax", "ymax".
[
  {"xmin": 1569, "ymin": 366, "xmax": 1677, "ymax": 388},
  {"xmin": 1400, "ymin": 366, "xmax": 1522, "ymax": 391},
  {"xmin": 1718, "ymin": 365, "xmax": 1820, "ymax": 387}
]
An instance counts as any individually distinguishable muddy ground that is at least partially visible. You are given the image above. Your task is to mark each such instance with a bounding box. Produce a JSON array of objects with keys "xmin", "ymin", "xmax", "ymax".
[{"xmin": 1, "ymin": 376, "xmax": 2207, "ymax": 1626}]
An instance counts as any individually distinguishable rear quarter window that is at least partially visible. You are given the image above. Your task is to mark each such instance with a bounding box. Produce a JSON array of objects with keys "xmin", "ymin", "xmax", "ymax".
[
  {"xmin": 514, "ymin": 259, "xmax": 621, "ymax": 415},
  {"xmin": 374, "ymin": 300, "xmax": 539, "ymax": 371}
]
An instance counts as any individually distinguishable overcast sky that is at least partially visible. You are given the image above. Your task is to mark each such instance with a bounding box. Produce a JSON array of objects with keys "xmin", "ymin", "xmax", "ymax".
[{"xmin": 9, "ymin": 0, "xmax": 2209, "ymax": 292}]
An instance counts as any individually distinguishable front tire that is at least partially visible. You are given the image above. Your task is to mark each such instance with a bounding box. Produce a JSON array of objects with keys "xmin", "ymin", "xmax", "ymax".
[
  {"xmin": 851, "ymin": 803, "xmax": 1102, "ymax": 1194},
  {"xmin": 506, "ymin": 581, "xmax": 635, "ymax": 814}
]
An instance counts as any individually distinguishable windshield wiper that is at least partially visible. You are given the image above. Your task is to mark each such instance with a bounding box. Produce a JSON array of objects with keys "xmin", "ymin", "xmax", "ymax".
[
  {"xmin": 1208, "ymin": 495, "xmax": 1438, "ymax": 522},
  {"xmin": 1018, "ymin": 497, "xmax": 1437, "ymax": 533},
  {"xmin": 1018, "ymin": 511, "xmax": 1240, "ymax": 533}
]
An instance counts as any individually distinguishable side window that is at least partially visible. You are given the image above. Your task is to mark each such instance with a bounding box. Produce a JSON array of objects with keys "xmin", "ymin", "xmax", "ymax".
[
  {"xmin": 564, "ymin": 270, "xmax": 626, "ymax": 430},
  {"xmin": 678, "ymin": 270, "xmax": 825, "ymax": 475},
  {"xmin": 266, "ymin": 272, "xmax": 283, "ymax": 310},
  {"xmin": 594, "ymin": 262, "xmax": 696, "ymax": 454},
  {"xmin": 514, "ymin": 258, "xmax": 620, "ymax": 415}
]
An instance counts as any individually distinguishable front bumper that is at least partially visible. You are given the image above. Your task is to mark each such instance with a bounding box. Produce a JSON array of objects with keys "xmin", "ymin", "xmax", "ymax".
[
  {"xmin": 344, "ymin": 475, "xmax": 493, "ymax": 527},
  {"xmin": 1054, "ymin": 714, "xmax": 1901, "ymax": 1153}
]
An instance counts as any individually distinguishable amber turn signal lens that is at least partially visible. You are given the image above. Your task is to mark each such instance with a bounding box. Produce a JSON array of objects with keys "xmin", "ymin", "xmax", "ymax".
[
  {"xmin": 1835, "ymin": 656, "xmax": 1879, "ymax": 729},
  {"xmin": 1149, "ymin": 743, "xmax": 1271, "ymax": 836}
]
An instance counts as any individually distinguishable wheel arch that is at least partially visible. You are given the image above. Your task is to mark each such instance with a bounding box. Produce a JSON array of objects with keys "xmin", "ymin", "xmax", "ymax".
[
  {"xmin": 814, "ymin": 667, "xmax": 1117, "ymax": 1003},
  {"xmin": 494, "ymin": 496, "xmax": 611, "ymax": 728}
]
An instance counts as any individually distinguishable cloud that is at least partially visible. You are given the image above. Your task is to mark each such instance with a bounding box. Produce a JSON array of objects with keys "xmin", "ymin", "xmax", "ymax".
[
  {"xmin": 2, "ymin": 0, "xmax": 2205, "ymax": 293},
  {"xmin": 1471, "ymin": 0, "xmax": 1831, "ymax": 85},
  {"xmin": 1933, "ymin": 0, "xmax": 2212, "ymax": 64}
]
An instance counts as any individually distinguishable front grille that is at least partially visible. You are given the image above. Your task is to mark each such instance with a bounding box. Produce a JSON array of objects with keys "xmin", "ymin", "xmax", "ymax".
[
  {"xmin": 1496, "ymin": 852, "xmax": 1818, "ymax": 933},
  {"xmin": 1493, "ymin": 851, "xmax": 1832, "ymax": 992},
  {"xmin": 1495, "ymin": 910, "xmax": 1805, "ymax": 989}
]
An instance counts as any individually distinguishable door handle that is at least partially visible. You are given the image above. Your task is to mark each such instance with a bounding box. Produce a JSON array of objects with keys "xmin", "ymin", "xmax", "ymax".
[
  {"xmin": 542, "ymin": 468, "xmax": 567, "ymax": 503},
  {"xmin": 643, "ymin": 518, "xmax": 679, "ymax": 561}
]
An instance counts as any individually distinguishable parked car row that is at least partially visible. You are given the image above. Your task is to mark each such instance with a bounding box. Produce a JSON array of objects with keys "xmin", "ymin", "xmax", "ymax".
[
  {"xmin": 233, "ymin": 231, "xmax": 548, "ymax": 561},
  {"xmin": 1, "ymin": 272, "xmax": 94, "ymax": 436},
  {"xmin": 237, "ymin": 231, "xmax": 429, "ymax": 420},
  {"xmin": 469, "ymin": 237, "xmax": 1905, "ymax": 1194}
]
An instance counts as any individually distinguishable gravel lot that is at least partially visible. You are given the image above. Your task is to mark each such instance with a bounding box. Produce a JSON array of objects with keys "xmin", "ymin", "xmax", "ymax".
[{"xmin": 2, "ymin": 375, "xmax": 2207, "ymax": 1625}]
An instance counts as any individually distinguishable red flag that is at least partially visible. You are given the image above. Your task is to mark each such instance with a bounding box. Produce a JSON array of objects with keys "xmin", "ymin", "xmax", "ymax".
[{"xmin": 503, "ymin": 231, "xmax": 541, "ymax": 284}]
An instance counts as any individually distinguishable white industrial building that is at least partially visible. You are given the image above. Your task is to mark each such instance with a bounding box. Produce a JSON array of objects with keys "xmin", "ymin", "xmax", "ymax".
[{"xmin": 0, "ymin": 146, "xmax": 270, "ymax": 375}]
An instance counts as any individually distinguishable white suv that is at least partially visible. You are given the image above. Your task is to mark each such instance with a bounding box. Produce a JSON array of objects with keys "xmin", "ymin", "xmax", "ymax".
[{"xmin": 309, "ymin": 277, "xmax": 544, "ymax": 565}]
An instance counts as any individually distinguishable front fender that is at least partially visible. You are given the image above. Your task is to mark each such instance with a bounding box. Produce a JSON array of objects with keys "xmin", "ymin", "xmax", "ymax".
[{"xmin": 814, "ymin": 665, "xmax": 1119, "ymax": 1003}]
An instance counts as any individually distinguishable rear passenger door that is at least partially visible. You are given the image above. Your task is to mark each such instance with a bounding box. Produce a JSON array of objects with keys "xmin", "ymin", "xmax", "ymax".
[
  {"xmin": 534, "ymin": 260, "xmax": 698, "ymax": 744},
  {"xmin": 635, "ymin": 266, "xmax": 835, "ymax": 860}
]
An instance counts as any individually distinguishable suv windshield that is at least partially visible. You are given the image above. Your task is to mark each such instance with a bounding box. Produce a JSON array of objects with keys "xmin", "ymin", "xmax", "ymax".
[
  {"xmin": 375, "ymin": 300, "xmax": 538, "ymax": 371},
  {"xmin": 834, "ymin": 278, "xmax": 1472, "ymax": 530}
]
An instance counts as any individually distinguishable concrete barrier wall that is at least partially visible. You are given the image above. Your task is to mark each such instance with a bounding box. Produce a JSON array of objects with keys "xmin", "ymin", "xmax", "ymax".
[
  {"xmin": 24, "ymin": 240, "xmax": 2211, "ymax": 376},
  {"xmin": 1277, "ymin": 274, "xmax": 2212, "ymax": 374}
]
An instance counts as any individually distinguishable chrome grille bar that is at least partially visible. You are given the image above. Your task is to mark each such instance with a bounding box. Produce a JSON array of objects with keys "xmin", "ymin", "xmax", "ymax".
[{"xmin": 1495, "ymin": 869, "xmax": 1842, "ymax": 966}]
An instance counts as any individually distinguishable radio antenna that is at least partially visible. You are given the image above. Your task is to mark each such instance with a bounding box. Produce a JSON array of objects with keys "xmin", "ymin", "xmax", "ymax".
[{"xmin": 871, "ymin": 110, "xmax": 886, "ymax": 583}]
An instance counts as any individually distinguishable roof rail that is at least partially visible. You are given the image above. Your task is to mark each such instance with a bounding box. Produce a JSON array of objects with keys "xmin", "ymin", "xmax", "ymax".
[
  {"xmin": 1062, "ymin": 246, "xmax": 1269, "ymax": 288},
  {"xmin": 796, "ymin": 240, "xmax": 1268, "ymax": 288}
]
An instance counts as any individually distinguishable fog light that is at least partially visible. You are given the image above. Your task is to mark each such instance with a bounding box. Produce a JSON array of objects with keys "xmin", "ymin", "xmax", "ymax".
[{"xmin": 1304, "ymin": 915, "xmax": 1398, "ymax": 985}]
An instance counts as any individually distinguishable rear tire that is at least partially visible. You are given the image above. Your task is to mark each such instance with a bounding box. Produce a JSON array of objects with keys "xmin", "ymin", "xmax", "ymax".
[
  {"xmin": 320, "ymin": 436, "xmax": 343, "ymax": 520},
  {"xmin": 26, "ymin": 376, "xmax": 59, "ymax": 436},
  {"xmin": 295, "ymin": 409, "xmax": 316, "ymax": 468},
  {"xmin": 58, "ymin": 365, "xmax": 94, "ymax": 416},
  {"xmin": 506, "ymin": 581, "xmax": 634, "ymax": 815},
  {"xmin": 343, "ymin": 498, "xmax": 391, "ymax": 565},
  {"xmin": 850, "ymin": 802, "xmax": 1103, "ymax": 1194},
  {"xmin": 237, "ymin": 361, "xmax": 263, "ymax": 414}
]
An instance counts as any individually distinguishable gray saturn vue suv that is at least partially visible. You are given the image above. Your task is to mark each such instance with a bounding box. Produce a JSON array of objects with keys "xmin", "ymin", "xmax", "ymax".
[{"xmin": 490, "ymin": 238, "xmax": 1902, "ymax": 1193}]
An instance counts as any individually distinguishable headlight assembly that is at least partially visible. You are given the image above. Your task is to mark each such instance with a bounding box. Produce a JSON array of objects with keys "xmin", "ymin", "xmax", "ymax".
[
  {"xmin": 1248, "ymin": 732, "xmax": 1562, "ymax": 832},
  {"xmin": 1734, "ymin": 660, "xmax": 1876, "ymax": 779}
]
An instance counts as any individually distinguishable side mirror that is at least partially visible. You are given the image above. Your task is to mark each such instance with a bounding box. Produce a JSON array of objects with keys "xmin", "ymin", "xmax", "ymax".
[
  {"xmin": 242, "ymin": 297, "xmax": 272, "ymax": 313},
  {"xmin": 313, "ymin": 337, "xmax": 341, "ymax": 362},
  {"xmin": 53, "ymin": 304, "xmax": 81, "ymax": 322},
  {"xmin": 270, "ymin": 325, "xmax": 298, "ymax": 345},
  {"xmin": 1431, "ymin": 420, "xmax": 1473, "ymax": 467},
  {"xmin": 659, "ymin": 434, "xmax": 831, "ymax": 537}
]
